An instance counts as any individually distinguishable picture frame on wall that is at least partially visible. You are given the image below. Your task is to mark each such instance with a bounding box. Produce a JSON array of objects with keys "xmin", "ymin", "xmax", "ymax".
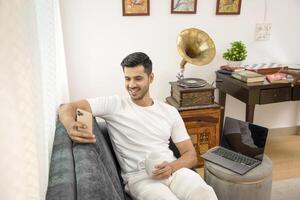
[
  {"xmin": 171, "ymin": 0, "xmax": 197, "ymax": 14},
  {"xmin": 216, "ymin": 0, "xmax": 242, "ymax": 15},
  {"xmin": 122, "ymin": 0, "xmax": 150, "ymax": 16}
]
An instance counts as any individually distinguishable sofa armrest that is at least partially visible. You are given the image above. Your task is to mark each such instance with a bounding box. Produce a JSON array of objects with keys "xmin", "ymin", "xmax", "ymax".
[
  {"xmin": 46, "ymin": 120, "xmax": 76, "ymax": 200},
  {"xmin": 72, "ymin": 118, "xmax": 125, "ymax": 200}
]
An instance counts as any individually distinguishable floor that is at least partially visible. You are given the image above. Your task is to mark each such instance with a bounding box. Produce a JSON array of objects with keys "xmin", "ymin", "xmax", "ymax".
[
  {"xmin": 271, "ymin": 177, "xmax": 300, "ymax": 200},
  {"xmin": 266, "ymin": 133, "xmax": 300, "ymax": 200},
  {"xmin": 265, "ymin": 134, "xmax": 300, "ymax": 180}
]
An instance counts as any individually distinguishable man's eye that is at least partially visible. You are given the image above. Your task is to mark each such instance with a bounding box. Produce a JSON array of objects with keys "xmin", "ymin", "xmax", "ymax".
[{"xmin": 136, "ymin": 77, "xmax": 142, "ymax": 81}]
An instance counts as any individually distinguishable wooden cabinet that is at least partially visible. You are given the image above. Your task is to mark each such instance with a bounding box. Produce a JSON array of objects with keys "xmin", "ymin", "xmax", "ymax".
[
  {"xmin": 179, "ymin": 106, "xmax": 222, "ymax": 167},
  {"xmin": 292, "ymin": 85, "xmax": 300, "ymax": 100},
  {"xmin": 166, "ymin": 96, "xmax": 222, "ymax": 167}
]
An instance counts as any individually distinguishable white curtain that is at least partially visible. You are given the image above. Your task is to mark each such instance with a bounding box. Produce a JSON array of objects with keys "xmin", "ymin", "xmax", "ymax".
[{"xmin": 0, "ymin": 0, "xmax": 69, "ymax": 199}]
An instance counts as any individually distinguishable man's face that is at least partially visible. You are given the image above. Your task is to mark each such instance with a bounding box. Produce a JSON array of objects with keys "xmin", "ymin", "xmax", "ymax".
[{"xmin": 124, "ymin": 65, "xmax": 153, "ymax": 101}]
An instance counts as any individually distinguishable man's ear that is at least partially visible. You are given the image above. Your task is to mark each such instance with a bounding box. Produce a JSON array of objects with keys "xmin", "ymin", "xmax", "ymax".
[{"xmin": 149, "ymin": 73, "xmax": 154, "ymax": 83}]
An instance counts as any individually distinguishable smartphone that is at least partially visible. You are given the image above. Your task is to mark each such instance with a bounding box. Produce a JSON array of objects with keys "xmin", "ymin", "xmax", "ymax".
[{"xmin": 76, "ymin": 108, "xmax": 93, "ymax": 134}]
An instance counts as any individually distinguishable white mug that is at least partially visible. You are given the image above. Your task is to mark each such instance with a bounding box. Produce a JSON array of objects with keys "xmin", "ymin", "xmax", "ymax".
[{"xmin": 144, "ymin": 151, "xmax": 166, "ymax": 177}]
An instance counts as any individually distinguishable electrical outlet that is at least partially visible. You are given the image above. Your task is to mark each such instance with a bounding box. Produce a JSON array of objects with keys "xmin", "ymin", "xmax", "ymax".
[{"xmin": 255, "ymin": 23, "xmax": 272, "ymax": 41}]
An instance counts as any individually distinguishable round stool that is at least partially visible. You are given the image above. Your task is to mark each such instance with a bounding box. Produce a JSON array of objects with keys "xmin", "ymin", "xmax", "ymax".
[{"xmin": 204, "ymin": 155, "xmax": 272, "ymax": 200}]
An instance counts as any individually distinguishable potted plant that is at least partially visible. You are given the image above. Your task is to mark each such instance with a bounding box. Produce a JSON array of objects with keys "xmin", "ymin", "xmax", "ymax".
[{"xmin": 223, "ymin": 41, "xmax": 247, "ymax": 67}]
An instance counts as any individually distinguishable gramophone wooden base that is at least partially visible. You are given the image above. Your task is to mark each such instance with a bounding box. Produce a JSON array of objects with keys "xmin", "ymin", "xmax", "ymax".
[
  {"xmin": 166, "ymin": 96, "xmax": 220, "ymax": 111},
  {"xmin": 169, "ymin": 81, "xmax": 215, "ymax": 108}
]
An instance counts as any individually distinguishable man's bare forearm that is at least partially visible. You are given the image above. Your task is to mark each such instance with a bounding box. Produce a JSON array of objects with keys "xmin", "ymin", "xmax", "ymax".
[
  {"xmin": 152, "ymin": 149, "xmax": 197, "ymax": 179},
  {"xmin": 169, "ymin": 151, "xmax": 197, "ymax": 172},
  {"xmin": 58, "ymin": 100, "xmax": 95, "ymax": 143},
  {"xmin": 58, "ymin": 104, "xmax": 77, "ymax": 131},
  {"xmin": 58, "ymin": 100, "xmax": 92, "ymax": 131}
]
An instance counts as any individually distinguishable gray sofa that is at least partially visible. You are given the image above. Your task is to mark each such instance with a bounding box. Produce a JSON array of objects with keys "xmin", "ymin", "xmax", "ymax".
[{"xmin": 46, "ymin": 118, "xmax": 181, "ymax": 200}]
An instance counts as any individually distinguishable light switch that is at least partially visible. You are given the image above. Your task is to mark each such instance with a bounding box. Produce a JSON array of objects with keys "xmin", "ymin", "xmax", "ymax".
[{"xmin": 255, "ymin": 23, "xmax": 272, "ymax": 41}]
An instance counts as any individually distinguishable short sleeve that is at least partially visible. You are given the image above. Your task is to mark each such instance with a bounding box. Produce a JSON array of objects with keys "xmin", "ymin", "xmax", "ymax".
[
  {"xmin": 170, "ymin": 110, "xmax": 190, "ymax": 143},
  {"xmin": 86, "ymin": 95, "xmax": 121, "ymax": 117}
]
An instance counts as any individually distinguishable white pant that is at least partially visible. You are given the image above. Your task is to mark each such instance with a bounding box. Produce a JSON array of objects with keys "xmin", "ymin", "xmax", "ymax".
[{"xmin": 125, "ymin": 168, "xmax": 218, "ymax": 200}]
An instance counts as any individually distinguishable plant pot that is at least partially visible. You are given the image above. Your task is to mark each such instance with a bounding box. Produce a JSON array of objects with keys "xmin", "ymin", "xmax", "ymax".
[{"xmin": 226, "ymin": 60, "xmax": 244, "ymax": 67}]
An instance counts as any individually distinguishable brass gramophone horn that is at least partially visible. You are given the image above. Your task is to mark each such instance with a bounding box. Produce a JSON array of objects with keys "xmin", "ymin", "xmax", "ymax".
[{"xmin": 177, "ymin": 28, "xmax": 216, "ymax": 78}]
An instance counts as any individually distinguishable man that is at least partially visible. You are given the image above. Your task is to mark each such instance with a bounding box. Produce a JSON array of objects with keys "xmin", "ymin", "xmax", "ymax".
[{"xmin": 58, "ymin": 52, "xmax": 217, "ymax": 200}]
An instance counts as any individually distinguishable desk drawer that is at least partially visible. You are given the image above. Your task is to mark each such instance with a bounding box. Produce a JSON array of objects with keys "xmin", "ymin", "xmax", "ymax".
[
  {"xmin": 292, "ymin": 86, "xmax": 300, "ymax": 100},
  {"xmin": 260, "ymin": 87, "xmax": 291, "ymax": 104}
]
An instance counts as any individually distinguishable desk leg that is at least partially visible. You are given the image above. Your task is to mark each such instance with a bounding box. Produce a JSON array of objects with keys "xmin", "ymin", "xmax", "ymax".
[
  {"xmin": 246, "ymin": 104, "xmax": 255, "ymax": 123},
  {"xmin": 219, "ymin": 90, "xmax": 226, "ymax": 140}
]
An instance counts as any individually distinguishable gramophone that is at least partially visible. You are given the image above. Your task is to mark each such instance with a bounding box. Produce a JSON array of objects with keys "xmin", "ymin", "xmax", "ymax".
[{"xmin": 167, "ymin": 28, "xmax": 217, "ymax": 109}]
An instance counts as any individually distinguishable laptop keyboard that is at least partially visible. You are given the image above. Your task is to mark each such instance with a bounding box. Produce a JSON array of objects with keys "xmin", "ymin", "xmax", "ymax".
[{"xmin": 212, "ymin": 148, "xmax": 257, "ymax": 166}]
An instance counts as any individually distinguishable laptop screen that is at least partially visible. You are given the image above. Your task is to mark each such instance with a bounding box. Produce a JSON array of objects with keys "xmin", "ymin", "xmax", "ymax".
[{"xmin": 221, "ymin": 117, "xmax": 269, "ymax": 161}]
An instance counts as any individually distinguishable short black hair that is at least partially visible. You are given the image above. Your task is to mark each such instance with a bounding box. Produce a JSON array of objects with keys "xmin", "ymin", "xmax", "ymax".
[{"xmin": 121, "ymin": 52, "xmax": 152, "ymax": 74}]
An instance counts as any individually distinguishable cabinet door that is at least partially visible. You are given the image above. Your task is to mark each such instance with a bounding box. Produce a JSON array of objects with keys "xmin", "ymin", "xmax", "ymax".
[
  {"xmin": 180, "ymin": 108, "xmax": 221, "ymax": 146},
  {"xmin": 179, "ymin": 108, "xmax": 221, "ymax": 167},
  {"xmin": 185, "ymin": 122, "xmax": 216, "ymax": 167}
]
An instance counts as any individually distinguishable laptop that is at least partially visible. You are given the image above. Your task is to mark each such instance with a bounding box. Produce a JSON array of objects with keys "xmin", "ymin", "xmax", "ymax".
[{"xmin": 201, "ymin": 117, "xmax": 268, "ymax": 175}]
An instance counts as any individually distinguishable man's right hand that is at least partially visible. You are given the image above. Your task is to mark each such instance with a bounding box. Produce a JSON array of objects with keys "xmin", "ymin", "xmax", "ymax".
[
  {"xmin": 58, "ymin": 100, "xmax": 94, "ymax": 143},
  {"xmin": 67, "ymin": 121, "xmax": 96, "ymax": 143}
]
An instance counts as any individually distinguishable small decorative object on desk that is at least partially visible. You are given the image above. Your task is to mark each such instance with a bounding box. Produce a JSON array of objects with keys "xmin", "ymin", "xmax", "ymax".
[
  {"xmin": 223, "ymin": 41, "xmax": 247, "ymax": 67},
  {"xmin": 226, "ymin": 60, "xmax": 243, "ymax": 68},
  {"xmin": 220, "ymin": 65, "xmax": 244, "ymax": 72},
  {"xmin": 244, "ymin": 63, "xmax": 288, "ymax": 74},
  {"xmin": 231, "ymin": 70, "xmax": 265, "ymax": 83},
  {"xmin": 266, "ymin": 73, "xmax": 290, "ymax": 84},
  {"xmin": 217, "ymin": 65, "xmax": 244, "ymax": 75}
]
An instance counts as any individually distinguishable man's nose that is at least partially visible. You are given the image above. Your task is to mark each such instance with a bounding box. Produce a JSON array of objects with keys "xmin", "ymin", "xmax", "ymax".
[{"xmin": 128, "ymin": 80, "xmax": 137, "ymax": 88}]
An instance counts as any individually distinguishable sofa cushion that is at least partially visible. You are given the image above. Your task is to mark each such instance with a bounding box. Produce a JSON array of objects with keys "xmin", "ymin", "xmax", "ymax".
[
  {"xmin": 72, "ymin": 118, "xmax": 126, "ymax": 200},
  {"xmin": 46, "ymin": 120, "xmax": 76, "ymax": 200},
  {"xmin": 96, "ymin": 120, "xmax": 123, "ymax": 183}
]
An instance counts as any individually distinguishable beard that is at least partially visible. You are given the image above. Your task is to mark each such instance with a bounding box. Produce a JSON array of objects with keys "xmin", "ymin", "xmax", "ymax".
[{"xmin": 128, "ymin": 86, "xmax": 149, "ymax": 100}]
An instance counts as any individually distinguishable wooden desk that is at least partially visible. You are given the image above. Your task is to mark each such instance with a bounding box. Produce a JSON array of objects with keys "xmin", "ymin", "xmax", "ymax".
[{"xmin": 216, "ymin": 72, "xmax": 300, "ymax": 127}]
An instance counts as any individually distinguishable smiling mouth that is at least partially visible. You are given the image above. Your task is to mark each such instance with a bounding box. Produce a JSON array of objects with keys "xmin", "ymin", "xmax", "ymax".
[{"xmin": 129, "ymin": 88, "xmax": 140, "ymax": 96}]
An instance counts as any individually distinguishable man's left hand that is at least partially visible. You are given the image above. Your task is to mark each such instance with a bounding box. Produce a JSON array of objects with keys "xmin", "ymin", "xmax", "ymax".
[{"xmin": 152, "ymin": 161, "xmax": 173, "ymax": 180}]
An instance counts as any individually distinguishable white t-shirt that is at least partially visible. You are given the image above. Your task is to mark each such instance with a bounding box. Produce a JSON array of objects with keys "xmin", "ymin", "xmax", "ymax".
[{"xmin": 87, "ymin": 96, "xmax": 190, "ymax": 175}]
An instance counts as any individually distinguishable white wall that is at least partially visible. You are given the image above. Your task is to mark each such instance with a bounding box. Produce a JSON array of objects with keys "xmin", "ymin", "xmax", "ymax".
[{"xmin": 60, "ymin": 0, "xmax": 300, "ymax": 129}]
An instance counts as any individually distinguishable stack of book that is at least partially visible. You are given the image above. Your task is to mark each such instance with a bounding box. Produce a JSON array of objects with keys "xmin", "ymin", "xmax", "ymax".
[
  {"xmin": 231, "ymin": 70, "xmax": 265, "ymax": 83},
  {"xmin": 266, "ymin": 73, "xmax": 290, "ymax": 83},
  {"xmin": 218, "ymin": 65, "xmax": 244, "ymax": 75}
]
